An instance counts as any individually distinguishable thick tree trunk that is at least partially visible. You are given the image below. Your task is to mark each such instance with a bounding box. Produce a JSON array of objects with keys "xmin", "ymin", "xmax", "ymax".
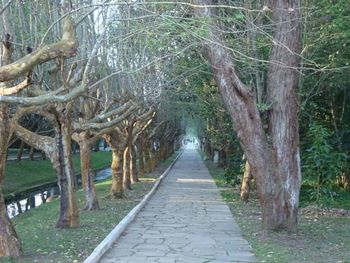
[
  {"xmin": 55, "ymin": 119, "xmax": 79, "ymax": 228},
  {"xmin": 265, "ymin": 0, "xmax": 302, "ymax": 231},
  {"xmin": 240, "ymin": 160, "xmax": 252, "ymax": 202},
  {"xmin": 79, "ymin": 140, "xmax": 99, "ymax": 210},
  {"xmin": 0, "ymin": 106, "xmax": 22, "ymax": 257},
  {"xmin": 110, "ymin": 148, "xmax": 124, "ymax": 198},
  {"xmin": 123, "ymin": 146, "xmax": 131, "ymax": 190},
  {"xmin": 194, "ymin": 0, "xmax": 302, "ymax": 231},
  {"xmin": 104, "ymin": 133, "xmax": 126, "ymax": 198}
]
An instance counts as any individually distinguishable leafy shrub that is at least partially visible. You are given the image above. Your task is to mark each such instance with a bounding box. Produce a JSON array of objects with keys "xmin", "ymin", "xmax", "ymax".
[{"xmin": 303, "ymin": 123, "xmax": 347, "ymax": 203}]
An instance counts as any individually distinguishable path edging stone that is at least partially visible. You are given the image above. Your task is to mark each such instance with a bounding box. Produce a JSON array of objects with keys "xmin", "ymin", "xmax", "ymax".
[{"xmin": 83, "ymin": 150, "xmax": 183, "ymax": 263}]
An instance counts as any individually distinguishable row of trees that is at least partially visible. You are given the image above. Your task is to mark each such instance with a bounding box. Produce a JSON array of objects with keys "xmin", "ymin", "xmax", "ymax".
[{"xmin": 0, "ymin": 0, "xmax": 182, "ymax": 257}]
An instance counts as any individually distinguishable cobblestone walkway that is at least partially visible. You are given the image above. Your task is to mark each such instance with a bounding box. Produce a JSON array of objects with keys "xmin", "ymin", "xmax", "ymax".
[{"xmin": 100, "ymin": 146, "xmax": 257, "ymax": 263}]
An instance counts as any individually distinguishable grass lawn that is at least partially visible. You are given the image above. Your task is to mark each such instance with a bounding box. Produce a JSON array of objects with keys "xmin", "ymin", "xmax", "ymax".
[
  {"xmin": 4, "ymin": 151, "xmax": 112, "ymax": 197},
  {"xmin": 1, "ymin": 151, "xmax": 178, "ymax": 263},
  {"xmin": 203, "ymin": 155, "xmax": 350, "ymax": 263}
]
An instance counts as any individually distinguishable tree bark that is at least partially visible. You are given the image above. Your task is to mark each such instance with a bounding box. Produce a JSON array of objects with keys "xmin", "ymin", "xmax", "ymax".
[
  {"xmin": 0, "ymin": 17, "xmax": 76, "ymax": 83},
  {"xmin": 123, "ymin": 146, "xmax": 131, "ymax": 190},
  {"xmin": 193, "ymin": 0, "xmax": 302, "ymax": 231},
  {"xmin": 144, "ymin": 142, "xmax": 153, "ymax": 173},
  {"xmin": 79, "ymin": 139, "xmax": 99, "ymax": 210},
  {"xmin": 265, "ymin": 0, "xmax": 302, "ymax": 231},
  {"xmin": 130, "ymin": 145, "xmax": 139, "ymax": 183},
  {"xmin": 0, "ymin": 106, "xmax": 22, "ymax": 257},
  {"xmin": 104, "ymin": 133, "xmax": 126, "ymax": 198},
  {"xmin": 55, "ymin": 116, "xmax": 79, "ymax": 228},
  {"xmin": 241, "ymin": 160, "xmax": 252, "ymax": 202},
  {"xmin": 28, "ymin": 146, "xmax": 34, "ymax": 160},
  {"xmin": 110, "ymin": 148, "xmax": 124, "ymax": 198},
  {"xmin": 16, "ymin": 140, "xmax": 25, "ymax": 161},
  {"xmin": 138, "ymin": 140, "xmax": 145, "ymax": 177}
]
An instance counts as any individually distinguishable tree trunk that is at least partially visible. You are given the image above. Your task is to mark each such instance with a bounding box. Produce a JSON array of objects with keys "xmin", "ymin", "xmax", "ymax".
[
  {"xmin": 79, "ymin": 140, "xmax": 99, "ymax": 210},
  {"xmin": 241, "ymin": 161, "xmax": 252, "ymax": 202},
  {"xmin": 138, "ymin": 141, "xmax": 145, "ymax": 177},
  {"xmin": 41, "ymin": 151, "xmax": 46, "ymax": 160},
  {"xmin": 28, "ymin": 146, "xmax": 34, "ymax": 160},
  {"xmin": 123, "ymin": 146, "xmax": 131, "ymax": 190},
  {"xmin": 144, "ymin": 143, "xmax": 153, "ymax": 173},
  {"xmin": 0, "ymin": 183, "xmax": 21, "ymax": 258},
  {"xmin": 337, "ymin": 173, "xmax": 350, "ymax": 190},
  {"xmin": 218, "ymin": 149, "xmax": 227, "ymax": 168},
  {"xmin": 130, "ymin": 145, "xmax": 139, "ymax": 184},
  {"xmin": 204, "ymin": 140, "xmax": 214, "ymax": 161},
  {"xmin": 265, "ymin": 0, "xmax": 302, "ymax": 231},
  {"xmin": 150, "ymin": 146, "xmax": 156, "ymax": 172},
  {"xmin": 16, "ymin": 140, "xmax": 25, "ymax": 161},
  {"xmin": 55, "ymin": 118, "xmax": 79, "ymax": 228},
  {"xmin": 193, "ymin": 0, "xmax": 302, "ymax": 231},
  {"xmin": 159, "ymin": 143, "xmax": 166, "ymax": 162},
  {"xmin": 104, "ymin": 133, "xmax": 126, "ymax": 198},
  {"xmin": 110, "ymin": 148, "xmax": 124, "ymax": 198},
  {"xmin": 0, "ymin": 106, "xmax": 22, "ymax": 257}
]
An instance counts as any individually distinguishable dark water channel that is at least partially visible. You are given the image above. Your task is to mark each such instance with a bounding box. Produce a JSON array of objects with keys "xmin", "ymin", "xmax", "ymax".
[{"xmin": 5, "ymin": 167, "xmax": 112, "ymax": 218}]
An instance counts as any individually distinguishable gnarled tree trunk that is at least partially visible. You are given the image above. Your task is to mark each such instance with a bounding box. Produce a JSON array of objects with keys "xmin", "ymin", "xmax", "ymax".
[{"xmin": 194, "ymin": 0, "xmax": 302, "ymax": 231}]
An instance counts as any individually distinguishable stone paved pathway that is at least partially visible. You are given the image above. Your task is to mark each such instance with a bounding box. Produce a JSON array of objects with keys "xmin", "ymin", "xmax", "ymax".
[{"xmin": 100, "ymin": 146, "xmax": 257, "ymax": 263}]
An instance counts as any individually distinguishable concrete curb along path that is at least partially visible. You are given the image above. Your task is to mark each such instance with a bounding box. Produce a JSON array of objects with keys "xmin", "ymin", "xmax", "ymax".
[{"xmin": 84, "ymin": 151, "xmax": 183, "ymax": 263}]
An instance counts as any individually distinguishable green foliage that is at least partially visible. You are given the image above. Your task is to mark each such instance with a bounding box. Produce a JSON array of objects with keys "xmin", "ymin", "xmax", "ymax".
[
  {"xmin": 256, "ymin": 102, "xmax": 272, "ymax": 112},
  {"xmin": 223, "ymin": 168, "xmax": 241, "ymax": 186},
  {"xmin": 300, "ymin": 0, "xmax": 350, "ymax": 164},
  {"xmin": 303, "ymin": 123, "xmax": 347, "ymax": 202},
  {"xmin": 223, "ymin": 154, "xmax": 244, "ymax": 186}
]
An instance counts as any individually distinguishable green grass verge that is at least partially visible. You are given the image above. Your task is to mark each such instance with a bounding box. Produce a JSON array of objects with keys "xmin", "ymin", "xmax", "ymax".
[
  {"xmin": 201, "ymin": 152, "xmax": 350, "ymax": 263},
  {"xmin": 1, "ymin": 151, "xmax": 179, "ymax": 263},
  {"xmin": 4, "ymin": 151, "xmax": 112, "ymax": 197}
]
